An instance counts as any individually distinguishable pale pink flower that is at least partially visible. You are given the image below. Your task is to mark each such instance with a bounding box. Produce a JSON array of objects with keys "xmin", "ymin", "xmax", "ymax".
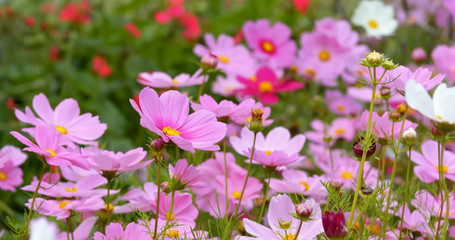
[
  {"xmin": 211, "ymin": 75, "xmax": 244, "ymax": 97},
  {"xmin": 327, "ymin": 156, "xmax": 378, "ymax": 190},
  {"xmin": 27, "ymin": 196, "xmax": 104, "ymax": 220},
  {"xmin": 169, "ymin": 158, "xmax": 203, "ymax": 188},
  {"xmin": 155, "ymin": 191, "xmax": 199, "ymax": 226},
  {"xmin": 191, "ymin": 94, "xmax": 255, "ymax": 120},
  {"xmin": 396, "ymin": 204, "xmax": 431, "ymax": 234},
  {"xmin": 432, "ymin": 45, "xmax": 455, "ymax": 83},
  {"xmin": 115, "ymin": 182, "xmax": 157, "ymax": 213},
  {"xmin": 387, "ymin": 66, "xmax": 444, "ymax": 93},
  {"xmin": 88, "ymin": 147, "xmax": 152, "ymax": 174},
  {"xmin": 0, "ymin": 146, "xmax": 26, "ymax": 192},
  {"xmin": 94, "ymin": 222, "xmax": 152, "ymax": 240},
  {"xmin": 137, "ymin": 69, "xmax": 203, "ymax": 89},
  {"xmin": 411, "ymin": 140, "xmax": 455, "ymax": 183},
  {"xmin": 325, "ymin": 90, "xmax": 363, "ymax": 116},
  {"xmin": 269, "ymin": 169, "xmax": 327, "ymax": 201},
  {"xmin": 131, "ymin": 88, "xmax": 227, "ymax": 153},
  {"xmin": 14, "ymin": 93, "xmax": 106, "ymax": 145},
  {"xmin": 57, "ymin": 216, "xmax": 98, "ymax": 240},
  {"xmin": 232, "ymin": 102, "xmax": 273, "ymax": 127},
  {"xmin": 360, "ymin": 111, "xmax": 418, "ymax": 139}
]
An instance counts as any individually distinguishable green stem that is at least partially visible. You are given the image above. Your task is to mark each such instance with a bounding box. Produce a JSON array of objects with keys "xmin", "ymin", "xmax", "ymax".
[
  {"xmin": 377, "ymin": 145, "xmax": 385, "ymax": 186},
  {"xmin": 294, "ymin": 220, "xmax": 304, "ymax": 239},
  {"xmin": 153, "ymin": 155, "xmax": 163, "ymax": 239},
  {"xmin": 257, "ymin": 174, "xmax": 272, "ymax": 223},
  {"xmin": 399, "ymin": 146, "xmax": 412, "ymax": 239},
  {"xmin": 106, "ymin": 179, "xmax": 111, "ymax": 224},
  {"xmin": 197, "ymin": 74, "xmax": 208, "ymax": 103},
  {"xmin": 438, "ymin": 136, "xmax": 450, "ymax": 239},
  {"xmin": 324, "ymin": 197, "xmax": 330, "ymax": 212},
  {"xmin": 161, "ymin": 190, "xmax": 176, "ymax": 240},
  {"xmin": 223, "ymin": 138, "xmax": 229, "ymax": 217},
  {"xmin": 232, "ymin": 132, "xmax": 258, "ymax": 218},
  {"xmin": 25, "ymin": 163, "xmax": 47, "ymax": 237}
]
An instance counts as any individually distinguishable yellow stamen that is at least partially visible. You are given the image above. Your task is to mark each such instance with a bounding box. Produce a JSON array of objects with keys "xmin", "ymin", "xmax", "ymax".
[
  {"xmin": 264, "ymin": 150, "xmax": 272, "ymax": 156},
  {"xmin": 334, "ymin": 128, "xmax": 346, "ymax": 135},
  {"xmin": 435, "ymin": 165, "xmax": 448, "ymax": 174},
  {"xmin": 64, "ymin": 187, "xmax": 77, "ymax": 193},
  {"xmin": 304, "ymin": 68, "xmax": 316, "ymax": 78},
  {"xmin": 290, "ymin": 65, "xmax": 298, "ymax": 72},
  {"xmin": 341, "ymin": 171, "xmax": 354, "ymax": 179},
  {"xmin": 250, "ymin": 75, "xmax": 257, "ymax": 82},
  {"xmin": 166, "ymin": 212, "xmax": 175, "ymax": 221},
  {"xmin": 336, "ymin": 105, "xmax": 345, "ymax": 112},
  {"xmin": 162, "ymin": 126, "xmax": 181, "ymax": 136},
  {"xmin": 58, "ymin": 200, "xmax": 70, "ymax": 209},
  {"xmin": 45, "ymin": 148, "xmax": 57, "ymax": 158},
  {"xmin": 171, "ymin": 79, "xmax": 179, "ymax": 85},
  {"xmin": 259, "ymin": 82, "xmax": 273, "ymax": 93},
  {"xmin": 246, "ymin": 117, "xmax": 252, "ymax": 123},
  {"xmin": 437, "ymin": 115, "xmax": 443, "ymax": 120},
  {"xmin": 368, "ymin": 20, "xmax": 378, "ymax": 29},
  {"xmin": 218, "ymin": 55, "xmax": 230, "ymax": 64},
  {"xmin": 299, "ymin": 181, "xmax": 310, "ymax": 191},
  {"xmin": 105, "ymin": 203, "xmax": 114, "ymax": 211},
  {"xmin": 166, "ymin": 229, "xmax": 180, "ymax": 238},
  {"xmin": 281, "ymin": 233, "xmax": 296, "ymax": 240},
  {"xmin": 232, "ymin": 191, "xmax": 241, "ymax": 200},
  {"xmin": 261, "ymin": 41, "xmax": 274, "ymax": 53},
  {"xmin": 55, "ymin": 125, "xmax": 68, "ymax": 134},
  {"xmin": 0, "ymin": 172, "xmax": 6, "ymax": 181},
  {"xmin": 318, "ymin": 50, "xmax": 330, "ymax": 61}
]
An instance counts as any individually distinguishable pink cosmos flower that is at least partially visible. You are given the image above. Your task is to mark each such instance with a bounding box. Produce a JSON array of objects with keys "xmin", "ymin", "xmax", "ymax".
[
  {"xmin": 211, "ymin": 75, "xmax": 244, "ymax": 97},
  {"xmin": 124, "ymin": 22, "xmax": 141, "ymax": 38},
  {"xmin": 194, "ymin": 33, "xmax": 256, "ymax": 76},
  {"xmin": 412, "ymin": 190, "xmax": 455, "ymax": 219},
  {"xmin": 130, "ymin": 88, "xmax": 227, "ymax": 153},
  {"xmin": 169, "ymin": 158, "xmax": 203, "ymax": 188},
  {"xmin": 116, "ymin": 182, "xmax": 157, "ymax": 213},
  {"xmin": 360, "ymin": 111, "xmax": 418, "ymax": 139},
  {"xmin": 57, "ymin": 216, "xmax": 97, "ymax": 240},
  {"xmin": 155, "ymin": 191, "xmax": 199, "ymax": 226},
  {"xmin": 94, "ymin": 222, "xmax": 152, "ymax": 240},
  {"xmin": 306, "ymin": 118, "xmax": 357, "ymax": 146},
  {"xmin": 325, "ymin": 90, "xmax": 363, "ymax": 116},
  {"xmin": 327, "ymin": 156, "xmax": 378, "ymax": 190},
  {"xmin": 137, "ymin": 69, "xmax": 203, "ymax": 89},
  {"xmin": 14, "ymin": 93, "xmax": 107, "ymax": 145},
  {"xmin": 230, "ymin": 126, "xmax": 305, "ymax": 167},
  {"xmin": 231, "ymin": 102, "xmax": 274, "ymax": 127},
  {"xmin": 88, "ymin": 147, "xmax": 152, "ymax": 174},
  {"xmin": 60, "ymin": 165, "xmax": 99, "ymax": 181},
  {"xmin": 347, "ymin": 85, "xmax": 405, "ymax": 106},
  {"xmin": 269, "ymin": 169, "xmax": 327, "ymax": 201},
  {"xmin": 27, "ymin": 196, "xmax": 104, "ymax": 220},
  {"xmin": 0, "ymin": 146, "xmax": 26, "ymax": 192},
  {"xmin": 432, "ymin": 45, "xmax": 455, "ymax": 83},
  {"xmin": 236, "ymin": 66, "xmax": 303, "ymax": 105},
  {"xmin": 411, "ymin": 140, "xmax": 455, "ymax": 183},
  {"xmin": 242, "ymin": 19, "xmax": 296, "ymax": 68},
  {"xmin": 191, "ymin": 94, "xmax": 255, "ymax": 120},
  {"xmin": 11, "ymin": 126, "xmax": 89, "ymax": 169},
  {"xmin": 397, "ymin": 204, "xmax": 431, "ymax": 234},
  {"xmin": 387, "ymin": 66, "xmax": 444, "ymax": 93},
  {"xmin": 240, "ymin": 194, "xmax": 323, "ymax": 240}
]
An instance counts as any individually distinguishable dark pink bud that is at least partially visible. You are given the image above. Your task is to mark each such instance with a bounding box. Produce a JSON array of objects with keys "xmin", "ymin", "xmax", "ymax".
[{"xmin": 322, "ymin": 209, "xmax": 348, "ymax": 239}]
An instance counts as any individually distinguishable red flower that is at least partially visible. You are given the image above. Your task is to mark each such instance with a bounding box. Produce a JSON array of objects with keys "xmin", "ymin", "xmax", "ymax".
[
  {"xmin": 25, "ymin": 16, "xmax": 35, "ymax": 26},
  {"xmin": 59, "ymin": 0, "xmax": 91, "ymax": 24},
  {"xmin": 92, "ymin": 56, "xmax": 112, "ymax": 77},
  {"xmin": 154, "ymin": 0, "xmax": 200, "ymax": 41},
  {"xmin": 233, "ymin": 29, "xmax": 244, "ymax": 45},
  {"xmin": 124, "ymin": 23, "xmax": 141, "ymax": 38},
  {"xmin": 293, "ymin": 0, "xmax": 310, "ymax": 13},
  {"xmin": 6, "ymin": 98, "xmax": 16, "ymax": 110},
  {"xmin": 49, "ymin": 46, "xmax": 59, "ymax": 62}
]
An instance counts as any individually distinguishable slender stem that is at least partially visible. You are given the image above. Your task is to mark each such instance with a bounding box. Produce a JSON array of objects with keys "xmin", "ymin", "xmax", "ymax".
[
  {"xmin": 383, "ymin": 106, "xmax": 408, "ymax": 240},
  {"xmin": 48, "ymin": 166, "xmax": 53, "ymax": 184},
  {"xmin": 223, "ymin": 138, "xmax": 229, "ymax": 217},
  {"xmin": 25, "ymin": 163, "xmax": 47, "ymax": 237},
  {"xmin": 153, "ymin": 155, "xmax": 163, "ymax": 239},
  {"xmin": 66, "ymin": 217, "xmax": 70, "ymax": 240},
  {"xmin": 324, "ymin": 197, "xmax": 330, "ymax": 212},
  {"xmin": 257, "ymin": 173, "xmax": 272, "ymax": 223},
  {"xmin": 437, "ymin": 135, "xmax": 450, "ymax": 239},
  {"xmin": 436, "ymin": 141, "xmax": 443, "ymax": 240},
  {"xmin": 377, "ymin": 145, "xmax": 385, "ymax": 186},
  {"xmin": 399, "ymin": 146, "xmax": 412, "ymax": 239},
  {"xmin": 294, "ymin": 220, "xmax": 304, "ymax": 239},
  {"xmin": 106, "ymin": 178, "xmax": 111, "ymax": 224},
  {"xmin": 197, "ymin": 74, "xmax": 208, "ymax": 103},
  {"xmin": 161, "ymin": 190, "xmax": 176, "ymax": 240},
  {"xmin": 232, "ymin": 133, "xmax": 258, "ymax": 218}
]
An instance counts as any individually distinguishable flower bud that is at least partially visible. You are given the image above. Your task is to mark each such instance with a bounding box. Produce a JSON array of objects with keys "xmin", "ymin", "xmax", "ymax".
[
  {"xmin": 201, "ymin": 52, "xmax": 218, "ymax": 69},
  {"xmin": 366, "ymin": 51, "xmax": 383, "ymax": 66},
  {"xmin": 379, "ymin": 87, "xmax": 391, "ymax": 100},
  {"xmin": 411, "ymin": 47, "xmax": 426, "ymax": 63},
  {"xmin": 381, "ymin": 60, "xmax": 397, "ymax": 70},
  {"xmin": 361, "ymin": 186, "xmax": 373, "ymax": 195},
  {"xmin": 279, "ymin": 220, "xmax": 291, "ymax": 229},
  {"xmin": 352, "ymin": 137, "xmax": 376, "ymax": 159},
  {"xmin": 160, "ymin": 181, "xmax": 171, "ymax": 194},
  {"xmin": 389, "ymin": 111, "xmax": 401, "ymax": 122},
  {"xmin": 249, "ymin": 108, "xmax": 264, "ymax": 133},
  {"xmin": 322, "ymin": 209, "xmax": 348, "ymax": 239},
  {"xmin": 151, "ymin": 139, "xmax": 165, "ymax": 151},
  {"xmin": 295, "ymin": 203, "xmax": 313, "ymax": 218},
  {"xmin": 330, "ymin": 181, "xmax": 343, "ymax": 191},
  {"xmin": 403, "ymin": 128, "xmax": 417, "ymax": 145}
]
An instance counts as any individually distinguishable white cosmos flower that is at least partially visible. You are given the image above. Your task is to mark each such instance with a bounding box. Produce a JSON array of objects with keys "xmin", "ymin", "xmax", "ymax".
[
  {"xmin": 351, "ymin": 0, "xmax": 398, "ymax": 38},
  {"xmin": 405, "ymin": 80, "xmax": 455, "ymax": 124}
]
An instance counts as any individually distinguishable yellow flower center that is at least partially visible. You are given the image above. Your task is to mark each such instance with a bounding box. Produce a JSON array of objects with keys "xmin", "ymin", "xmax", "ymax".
[
  {"xmin": 166, "ymin": 212, "xmax": 175, "ymax": 221},
  {"xmin": 162, "ymin": 126, "xmax": 181, "ymax": 136},
  {"xmin": 281, "ymin": 233, "xmax": 296, "ymax": 240},
  {"xmin": 334, "ymin": 128, "xmax": 346, "ymax": 135},
  {"xmin": 64, "ymin": 187, "xmax": 77, "ymax": 192},
  {"xmin": 0, "ymin": 172, "xmax": 7, "ymax": 181},
  {"xmin": 341, "ymin": 171, "xmax": 354, "ymax": 179},
  {"xmin": 232, "ymin": 191, "xmax": 241, "ymax": 200},
  {"xmin": 368, "ymin": 20, "xmax": 378, "ymax": 29},
  {"xmin": 171, "ymin": 79, "xmax": 179, "ymax": 85},
  {"xmin": 318, "ymin": 50, "xmax": 330, "ymax": 62},
  {"xmin": 336, "ymin": 105, "xmax": 345, "ymax": 112},
  {"xmin": 166, "ymin": 229, "xmax": 180, "ymax": 238},
  {"xmin": 45, "ymin": 148, "xmax": 57, "ymax": 158},
  {"xmin": 261, "ymin": 40, "xmax": 275, "ymax": 53},
  {"xmin": 55, "ymin": 125, "xmax": 68, "ymax": 134},
  {"xmin": 259, "ymin": 82, "xmax": 273, "ymax": 93},
  {"xmin": 264, "ymin": 150, "xmax": 272, "ymax": 156},
  {"xmin": 218, "ymin": 55, "xmax": 230, "ymax": 64},
  {"xmin": 451, "ymin": 67, "xmax": 455, "ymax": 74},
  {"xmin": 58, "ymin": 200, "xmax": 70, "ymax": 209},
  {"xmin": 299, "ymin": 181, "xmax": 310, "ymax": 191},
  {"xmin": 105, "ymin": 203, "xmax": 114, "ymax": 211},
  {"xmin": 246, "ymin": 117, "xmax": 252, "ymax": 123},
  {"xmin": 436, "ymin": 165, "xmax": 448, "ymax": 174},
  {"xmin": 290, "ymin": 65, "xmax": 298, "ymax": 72},
  {"xmin": 437, "ymin": 115, "xmax": 443, "ymax": 120},
  {"xmin": 250, "ymin": 75, "xmax": 257, "ymax": 82}
]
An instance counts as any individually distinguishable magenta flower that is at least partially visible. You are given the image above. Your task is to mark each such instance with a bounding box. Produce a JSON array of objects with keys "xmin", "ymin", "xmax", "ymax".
[
  {"xmin": 359, "ymin": 110, "xmax": 418, "ymax": 139},
  {"xmin": 325, "ymin": 90, "xmax": 362, "ymax": 116},
  {"xmin": 193, "ymin": 33, "xmax": 256, "ymax": 76},
  {"xmin": 14, "ymin": 93, "xmax": 106, "ymax": 145},
  {"xmin": 130, "ymin": 88, "xmax": 227, "ymax": 153},
  {"xmin": 269, "ymin": 169, "xmax": 327, "ymax": 201},
  {"xmin": 0, "ymin": 146, "xmax": 26, "ymax": 192},
  {"xmin": 88, "ymin": 147, "xmax": 152, "ymax": 174},
  {"xmin": 137, "ymin": 69, "xmax": 203, "ymax": 89},
  {"xmin": 328, "ymin": 156, "xmax": 378, "ymax": 190},
  {"xmin": 11, "ymin": 126, "xmax": 89, "ymax": 169},
  {"xmin": 387, "ymin": 66, "xmax": 444, "ymax": 93},
  {"xmin": 236, "ymin": 66, "xmax": 303, "ymax": 105},
  {"xmin": 230, "ymin": 126, "xmax": 306, "ymax": 167},
  {"xmin": 155, "ymin": 191, "xmax": 199, "ymax": 226},
  {"xmin": 27, "ymin": 196, "xmax": 104, "ymax": 220},
  {"xmin": 169, "ymin": 159, "xmax": 204, "ymax": 188},
  {"xmin": 411, "ymin": 140, "xmax": 455, "ymax": 183},
  {"xmin": 432, "ymin": 45, "xmax": 455, "ymax": 83},
  {"xmin": 322, "ymin": 209, "xmax": 348, "ymax": 239},
  {"xmin": 240, "ymin": 194, "xmax": 323, "ymax": 240},
  {"xmin": 94, "ymin": 222, "xmax": 152, "ymax": 240},
  {"xmin": 116, "ymin": 182, "xmax": 157, "ymax": 213},
  {"xmin": 242, "ymin": 19, "xmax": 296, "ymax": 68},
  {"xmin": 191, "ymin": 94, "xmax": 255, "ymax": 120}
]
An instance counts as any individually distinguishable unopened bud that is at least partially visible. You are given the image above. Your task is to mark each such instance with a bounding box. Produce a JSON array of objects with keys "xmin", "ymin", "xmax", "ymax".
[
  {"xmin": 295, "ymin": 203, "xmax": 313, "ymax": 218},
  {"xmin": 352, "ymin": 137, "xmax": 376, "ymax": 159},
  {"xmin": 249, "ymin": 108, "xmax": 264, "ymax": 133},
  {"xmin": 366, "ymin": 51, "xmax": 383, "ymax": 66},
  {"xmin": 361, "ymin": 186, "xmax": 373, "ymax": 195},
  {"xmin": 201, "ymin": 52, "xmax": 218, "ymax": 69},
  {"xmin": 151, "ymin": 139, "xmax": 165, "ymax": 152},
  {"xmin": 160, "ymin": 181, "xmax": 171, "ymax": 194},
  {"xmin": 323, "ymin": 135, "xmax": 334, "ymax": 144},
  {"xmin": 379, "ymin": 87, "xmax": 391, "ymax": 100},
  {"xmin": 389, "ymin": 111, "xmax": 401, "ymax": 122},
  {"xmin": 279, "ymin": 220, "xmax": 291, "ymax": 229},
  {"xmin": 381, "ymin": 60, "xmax": 397, "ymax": 70},
  {"xmin": 411, "ymin": 48, "xmax": 426, "ymax": 63},
  {"xmin": 330, "ymin": 181, "xmax": 343, "ymax": 191},
  {"xmin": 403, "ymin": 128, "xmax": 417, "ymax": 145}
]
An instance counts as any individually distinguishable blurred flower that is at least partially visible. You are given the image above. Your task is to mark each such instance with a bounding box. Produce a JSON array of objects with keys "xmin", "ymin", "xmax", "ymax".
[
  {"xmin": 352, "ymin": 137, "xmax": 376, "ymax": 159},
  {"xmin": 24, "ymin": 16, "xmax": 35, "ymax": 26},
  {"xmin": 411, "ymin": 140, "xmax": 455, "ymax": 183},
  {"xmin": 411, "ymin": 47, "xmax": 427, "ymax": 63},
  {"xmin": 269, "ymin": 169, "xmax": 326, "ymax": 201},
  {"xmin": 359, "ymin": 111, "xmax": 418, "ymax": 139},
  {"xmin": 26, "ymin": 196, "xmax": 104, "ymax": 220},
  {"xmin": 88, "ymin": 147, "xmax": 152, "ymax": 176},
  {"xmin": 49, "ymin": 46, "xmax": 59, "ymax": 62},
  {"xmin": 191, "ymin": 94, "xmax": 255, "ymax": 120},
  {"xmin": 325, "ymin": 90, "xmax": 362, "ymax": 116},
  {"xmin": 115, "ymin": 182, "xmax": 157, "ymax": 213},
  {"xmin": 29, "ymin": 217, "xmax": 58, "ymax": 240},
  {"xmin": 200, "ymin": 52, "xmax": 218, "ymax": 69},
  {"xmin": 387, "ymin": 66, "xmax": 444, "ymax": 93},
  {"xmin": 94, "ymin": 222, "xmax": 152, "ymax": 240},
  {"xmin": 0, "ymin": 146, "xmax": 26, "ymax": 192},
  {"xmin": 124, "ymin": 23, "xmax": 141, "ymax": 38},
  {"xmin": 351, "ymin": 0, "xmax": 398, "ymax": 38},
  {"xmin": 130, "ymin": 88, "xmax": 227, "ymax": 153},
  {"xmin": 432, "ymin": 44, "xmax": 455, "ymax": 83},
  {"xmin": 236, "ymin": 66, "xmax": 303, "ymax": 105},
  {"xmin": 57, "ymin": 216, "xmax": 97, "ymax": 240},
  {"xmin": 137, "ymin": 69, "xmax": 203, "ymax": 89},
  {"xmin": 322, "ymin": 209, "xmax": 348, "ymax": 239},
  {"xmin": 396, "ymin": 204, "xmax": 431, "ymax": 234},
  {"xmin": 240, "ymin": 194, "xmax": 323, "ymax": 240},
  {"xmin": 14, "ymin": 93, "xmax": 107, "ymax": 145},
  {"xmin": 293, "ymin": 0, "xmax": 310, "ymax": 13},
  {"xmin": 92, "ymin": 56, "xmax": 112, "ymax": 77},
  {"xmin": 59, "ymin": 0, "xmax": 90, "ymax": 24}
]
